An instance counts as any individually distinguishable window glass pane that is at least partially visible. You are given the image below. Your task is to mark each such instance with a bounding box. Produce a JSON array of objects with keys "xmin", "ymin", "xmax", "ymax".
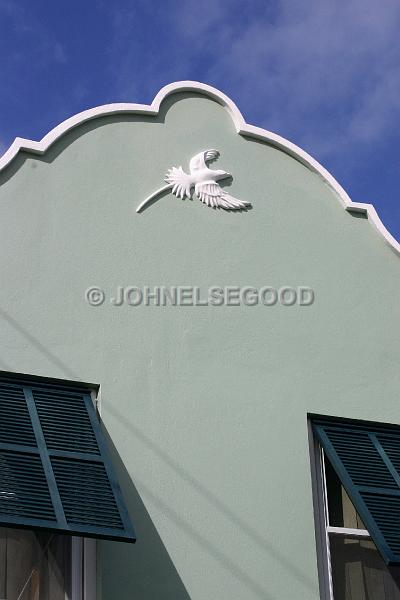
[
  {"xmin": 330, "ymin": 535, "xmax": 400, "ymax": 600},
  {"xmin": 325, "ymin": 453, "xmax": 366, "ymax": 529},
  {"xmin": 0, "ymin": 528, "xmax": 71, "ymax": 600}
]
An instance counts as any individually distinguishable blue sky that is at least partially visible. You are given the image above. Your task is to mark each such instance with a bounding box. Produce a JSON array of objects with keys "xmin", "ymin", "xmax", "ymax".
[{"xmin": 1, "ymin": 0, "xmax": 399, "ymax": 240}]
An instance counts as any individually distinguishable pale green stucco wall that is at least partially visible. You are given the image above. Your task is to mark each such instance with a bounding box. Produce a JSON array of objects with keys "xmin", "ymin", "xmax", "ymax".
[{"xmin": 0, "ymin": 91, "xmax": 399, "ymax": 600}]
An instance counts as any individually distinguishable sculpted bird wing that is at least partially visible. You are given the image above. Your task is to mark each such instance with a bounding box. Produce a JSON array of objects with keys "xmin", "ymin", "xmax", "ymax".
[
  {"xmin": 195, "ymin": 181, "xmax": 251, "ymax": 210},
  {"xmin": 165, "ymin": 166, "xmax": 192, "ymax": 199},
  {"xmin": 189, "ymin": 149, "xmax": 220, "ymax": 173}
]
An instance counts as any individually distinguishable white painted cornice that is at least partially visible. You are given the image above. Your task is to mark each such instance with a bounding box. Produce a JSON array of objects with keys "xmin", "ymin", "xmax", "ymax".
[{"xmin": 0, "ymin": 80, "xmax": 399, "ymax": 256}]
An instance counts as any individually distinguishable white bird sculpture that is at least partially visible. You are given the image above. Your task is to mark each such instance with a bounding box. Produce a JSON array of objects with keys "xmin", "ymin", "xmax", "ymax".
[{"xmin": 136, "ymin": 149, "xmax": 251, "ymax": 213}]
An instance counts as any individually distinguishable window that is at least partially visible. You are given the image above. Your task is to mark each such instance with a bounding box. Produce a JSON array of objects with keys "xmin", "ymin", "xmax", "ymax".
[
  {"xmin": 310, "ymin": 416, "xmax": 400, "ymax": 600},
  {"xmin": 0, "ymin": 372, "xmax": 135, "ymax": 599},
  {"xmin": 0, "ymin": 530, "xmax": 95, "ymax": 600},
  {"xmin": 0, "ymin": 528, "xmax": 70, "ymax": 599}
]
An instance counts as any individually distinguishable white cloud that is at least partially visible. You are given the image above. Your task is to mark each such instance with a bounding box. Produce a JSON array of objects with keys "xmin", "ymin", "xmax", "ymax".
[
  {"xmin": 198, "ymin": 0, "xmax": 400, "ymax": 156},
  {"xmin": 53, "ymin": 42, "xmax": 67, "ymax": 65},
  {"xmin": 109, "ymin": 0, "xmax": 400, "ymax": 160}
]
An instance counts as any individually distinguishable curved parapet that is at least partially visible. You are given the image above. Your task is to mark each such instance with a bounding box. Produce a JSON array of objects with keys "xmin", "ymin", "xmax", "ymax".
[{"xmin": 0, "ymin": 80, "xmax": 398, "ymax": 256}]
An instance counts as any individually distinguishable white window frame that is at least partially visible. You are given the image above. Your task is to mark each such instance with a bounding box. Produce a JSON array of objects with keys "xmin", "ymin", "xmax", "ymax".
[
  {"xmin": 308, "ymin": 422, "xmax": 371, "ymax": 600},
  {"xmin": 71, "ymin": 537, "xmax": 96, "ymax": 600}
]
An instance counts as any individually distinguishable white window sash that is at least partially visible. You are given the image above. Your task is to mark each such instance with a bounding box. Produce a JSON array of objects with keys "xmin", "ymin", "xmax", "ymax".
[
  {"xmin": 327, "ymin": 526, "xmax": 370, "ymax": 538},
  {"xmin": 310, "ymin": 431, "xmax": 373, "ymax": 600},
  {"xmin": 70, "ymin": 538, "xmax": 96, "ymax": 600}
]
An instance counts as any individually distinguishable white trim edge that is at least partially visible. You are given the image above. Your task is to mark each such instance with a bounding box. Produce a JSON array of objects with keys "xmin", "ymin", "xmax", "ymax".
[
  {"xmin": 1, "ymin": 80, "xmax": 399, "ymax": 256},
  {"xmin": 327, "ymin": 526, "xmax": 370, "ymax": 538}
]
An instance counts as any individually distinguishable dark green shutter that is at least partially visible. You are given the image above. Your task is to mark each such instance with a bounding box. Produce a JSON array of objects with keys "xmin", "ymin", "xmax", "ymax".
[
  {"xmin": 313, "ymin": 417, "xmax": 400, "ymax": 565},
  {"xmin": 0, "ymin": 375, "xmax": 135, "ymax": 543}
]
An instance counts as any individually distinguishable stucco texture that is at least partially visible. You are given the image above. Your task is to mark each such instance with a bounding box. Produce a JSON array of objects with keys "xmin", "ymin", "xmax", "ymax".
[{"xmin": 0, "ymin": 90, "xmax": 399, "ymax": 600}]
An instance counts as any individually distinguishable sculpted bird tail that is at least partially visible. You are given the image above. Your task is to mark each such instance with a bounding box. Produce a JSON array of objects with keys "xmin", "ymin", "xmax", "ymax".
[{"xmin": 165, "ymin": 166, "xmax": 192, "ymax": 199}]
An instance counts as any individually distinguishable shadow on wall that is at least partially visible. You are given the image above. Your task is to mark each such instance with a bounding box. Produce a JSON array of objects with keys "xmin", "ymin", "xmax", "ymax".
[
  {"xmin": 100, "ymin": 427, "xmax": 192, "ymax": 600},
  {"xmin": 0, "ymin": 307, "xmax": 190, "ymax": 597},
  {"xmin": 0, "ymin": 92, "xmax": 224, "ymax": 186},
  {"xmin": 0, "ymin": 309, "xmax": 316, "ymax": 598},
  {"xmin": 100, "ymin": 406, "xmax": 317, "ymax": 600}
]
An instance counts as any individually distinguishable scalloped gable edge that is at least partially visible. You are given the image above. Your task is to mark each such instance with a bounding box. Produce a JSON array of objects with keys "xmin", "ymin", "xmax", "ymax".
[{"xmin": 1, "ymin": 80, "xmax": 399, "ymax": 256}]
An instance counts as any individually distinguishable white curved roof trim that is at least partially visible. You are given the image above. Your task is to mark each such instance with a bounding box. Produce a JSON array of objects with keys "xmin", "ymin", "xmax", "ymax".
[{"xmin": 1, "ymin": 80, "xmax": 398, "ymax": 256}]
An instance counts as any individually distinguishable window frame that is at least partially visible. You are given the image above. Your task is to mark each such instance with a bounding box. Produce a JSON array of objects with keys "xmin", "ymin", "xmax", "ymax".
[
  {"xmin": 71, "ymin": 537, "xmax": 96, "ymax": 600},
  {"xmin": 70, "ymin": 390, "xmax": 97, "ymax": 600},
  {"xmin": 309, "ymin": 421, "xmax": 372, "ymax": 600},
  {"xmin": 0, "ymin": 373, "xmax": 102, "ymax": 600},
  {"xmin": 0, "ymin": 372, "xmax": 135, "ymax": 543},
  {"xmin": 0, "ymin": 529, "xmax": 95, "ymax": 600}
]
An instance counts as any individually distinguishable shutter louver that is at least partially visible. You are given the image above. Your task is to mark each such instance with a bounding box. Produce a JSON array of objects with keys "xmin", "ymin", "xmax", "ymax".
[
  {"xmin": 33, "ymin": 389, "xmax": 100, "ymax": 455},
  {"xmin": 51, "ymin": 458, "xmax": 124, "ymax": 528},
  {"xmin": 0, "ymin": 451, "xmax": 56, "ymax": 523},
  {"xmin": 0, "ymin": 384, "xmax": 36, "ymax": 446},
  {"xmin": 0, "ymin": 376, "xmax": 135, "ymax": 543},
  {"xmin": 313, "ymin": 417, "xmax": 400, "ymax": 565}
]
